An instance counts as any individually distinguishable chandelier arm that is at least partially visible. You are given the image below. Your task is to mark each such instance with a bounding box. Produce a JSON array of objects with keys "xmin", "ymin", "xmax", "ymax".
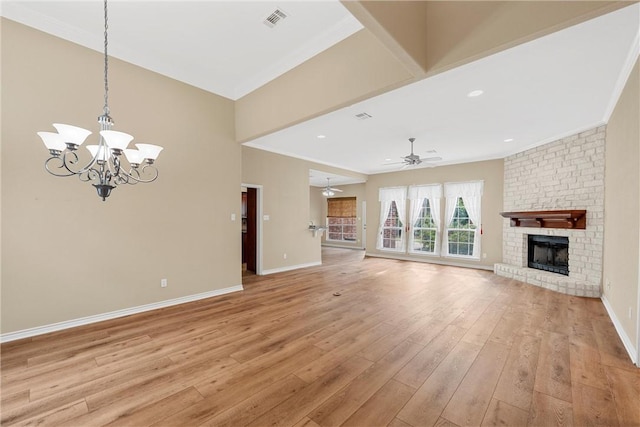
[
  {"xmin": 115, "ymin": 164, "xmax": 159, "ymax": 184},
  {"xmin": 44, "ymin": 151, "xmax": 101, "ymax": 177}
]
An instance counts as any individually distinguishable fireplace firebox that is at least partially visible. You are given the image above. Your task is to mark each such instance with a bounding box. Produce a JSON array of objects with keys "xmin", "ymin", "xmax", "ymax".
[{"xmin": 527, "ymin": 235, "xmax": 569, "ymax": 276}]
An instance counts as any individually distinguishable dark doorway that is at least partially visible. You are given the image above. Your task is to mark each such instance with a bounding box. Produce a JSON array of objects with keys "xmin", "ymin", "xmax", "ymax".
[{"xmin": 245, "ymin": 187, "xmax": 257, "ymax": 273}]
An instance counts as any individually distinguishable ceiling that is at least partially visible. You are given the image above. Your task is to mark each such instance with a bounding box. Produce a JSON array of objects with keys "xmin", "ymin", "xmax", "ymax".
[
  {"xmin": 2, "ymin": 1, "xmax": 639, "ymax": 182},
  {"xmin": 247, "ymin": 3, "xmax": 640, "ymax": 175},
  {"xmin": 0, "ymin": 0, "xmax": 362, "ymax": 100}
]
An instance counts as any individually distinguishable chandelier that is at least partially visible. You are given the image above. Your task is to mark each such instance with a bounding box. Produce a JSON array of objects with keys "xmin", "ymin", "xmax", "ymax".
[{"xmin": 37, "ymin": 0, "xmax": 163, "ymax": 201}]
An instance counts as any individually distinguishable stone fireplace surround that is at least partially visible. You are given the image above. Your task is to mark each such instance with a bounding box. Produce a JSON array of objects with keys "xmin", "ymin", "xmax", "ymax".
[{"xmin": 494, "ymin": 126, "xmax": 605, "ymax": 298}]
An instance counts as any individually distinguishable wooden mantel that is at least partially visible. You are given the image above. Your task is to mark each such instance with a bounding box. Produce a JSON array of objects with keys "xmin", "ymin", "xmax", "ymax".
[{"xmin": 500, "ymin": 210, "xmax": 586, "ymax": 229}]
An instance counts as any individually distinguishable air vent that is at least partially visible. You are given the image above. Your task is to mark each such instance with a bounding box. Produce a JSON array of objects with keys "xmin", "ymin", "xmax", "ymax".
[
  {"xmin": 263, "ymin": 9, "xmax": 288, "ymax": 28},
  {"xmin": 355, "ymin": 112, "xmax": 372, "ymax": 120}
]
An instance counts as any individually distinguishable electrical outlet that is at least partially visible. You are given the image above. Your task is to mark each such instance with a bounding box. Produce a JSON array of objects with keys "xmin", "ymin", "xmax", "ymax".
[
  {"xmin": 482, "ymin": 253, "xmax": 487, "ymax": 259},
  {"xmin": 161, "ymin": 278, "xmax": 168, "ymax": 288},
  {"xmin": 283, "ymin": 253, "xmax": 287, "ymax": 259},
  {"xmin": 606, "ymin": 279, "xmax": 611, "ymax": 290}
]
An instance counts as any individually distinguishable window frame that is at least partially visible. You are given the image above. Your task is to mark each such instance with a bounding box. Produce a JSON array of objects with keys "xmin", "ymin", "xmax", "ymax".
[
  {"xmin": 408, "ymin": 197, "xmax": 438, "ymax": 256},
  {"xmin": 443, "ymin": 181, "xmax": 483, "ymax": 260}
]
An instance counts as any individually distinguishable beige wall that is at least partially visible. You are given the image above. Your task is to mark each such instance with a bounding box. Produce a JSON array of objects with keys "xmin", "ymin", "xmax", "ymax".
[
  {"xmin": 235, "ymin": 29, "xmax": 412, "ymax": 143},
  {"xmin": 603, "ymin": 58, "xmax": 639, "ymax": 352},
  {"xmin": 241, "ymin": 147, "xmax": 366, "ymax": 272},
  {"xmin": 365, "ymin": 160, "xmax": 504, "ymax": 269},
  {"xmin": 1, "ymin": 19, "xmax": 241, "ymax": 334},
  {"xmin": 320, "ymin": 183, "xmax": 367, "ymax": 249}
]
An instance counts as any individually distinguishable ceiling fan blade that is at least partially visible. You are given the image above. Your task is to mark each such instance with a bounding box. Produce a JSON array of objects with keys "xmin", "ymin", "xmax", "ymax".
[
  {"xmin": 328, "ymin": 187, "xmax": 343, "ymax": 192},
  {"xmin": 422, "ymin": 156, "xmax": 443, "ymax": 162}
]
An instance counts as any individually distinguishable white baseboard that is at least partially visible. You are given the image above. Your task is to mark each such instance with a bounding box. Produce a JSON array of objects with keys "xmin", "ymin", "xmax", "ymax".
[
  {"xmin": 322, "ymin": 244, "xmax": 365, "ymax": 250},
  {"xmin": 262, "ymin": 261, "xmax": 322, "ymax": 275},
  {"xmin": 364, "ymin": 251, "xmax": 494, "ymax": 271},
  {"xmin": 0, "ymin": 285, "xmax": 244, "ymax": 343},
  {"xmin": 601, "ymin": 295, "xmax": 638, "ymax": 366}
]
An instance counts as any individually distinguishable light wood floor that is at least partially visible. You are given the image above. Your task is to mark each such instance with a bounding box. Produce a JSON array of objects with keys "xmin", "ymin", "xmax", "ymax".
[{"xmin": 1, "ymin": 248, "xmax": 638, "ymax": 426}]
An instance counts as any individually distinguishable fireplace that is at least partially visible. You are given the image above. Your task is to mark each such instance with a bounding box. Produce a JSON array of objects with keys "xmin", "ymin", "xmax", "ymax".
[{"xmin": 528, "ymin": 235, "xmax": 569, "ymax": 276}]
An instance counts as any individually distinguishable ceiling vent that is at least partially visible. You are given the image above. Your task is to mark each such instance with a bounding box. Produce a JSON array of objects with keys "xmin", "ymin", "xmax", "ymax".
[
  {"xmin": 355, "ymin": 112, "xmax": 372, "ymax": 120},
  {"xmin": 263, "ymin": 9, "xmax": 288, "ymax": 28}
]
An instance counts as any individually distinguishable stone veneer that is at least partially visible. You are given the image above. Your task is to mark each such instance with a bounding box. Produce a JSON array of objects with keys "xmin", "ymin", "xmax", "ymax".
[{"xmin": 494, "ymin": 126, "xmax": 605, "ymax": 297}]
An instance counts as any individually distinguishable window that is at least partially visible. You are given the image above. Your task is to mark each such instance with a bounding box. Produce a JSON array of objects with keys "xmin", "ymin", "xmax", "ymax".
[
  {"xmin": 444, "ymin": 181, "xmax": 483, "ymax": 259},
  {"xmin": 376, "ymin": 187, "xmax": 406, "ymax": 252},
  {"xmin": 408, "ymin": 184, "xmax": 442, "ymax": 255},
  {"xmin": 327, "ymin": 197, "xmax": 356, "ymax": 242},
  {"xmin": 381, "ymin": 201, "xmax": 403, "ymax": 249},
  {"xmin": 447, "ymin": 197, "xmax": 476, "ymax": 256},
  {"xmin": 411, "ymin": 199, "xmax": 437, "ymax": 253}
]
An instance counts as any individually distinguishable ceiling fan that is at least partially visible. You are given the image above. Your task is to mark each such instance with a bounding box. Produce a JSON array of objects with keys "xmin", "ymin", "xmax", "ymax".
[
  {"xmin": 321, "ymin": 178, "xmax": 343, "ymax": 196},
  {"xmin": 389, "ymin": 137, "xmax": 442, "ymax": 167}
]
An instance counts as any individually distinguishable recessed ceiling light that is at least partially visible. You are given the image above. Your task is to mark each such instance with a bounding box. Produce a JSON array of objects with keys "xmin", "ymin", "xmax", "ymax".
[
  {"xmin": 467, "ymin": 89, "xmax": 484, "ymax": 97},
  {"xmin": 317, "ymin": 135, "xmax": 326, "ymax": 139},
  {"xmin": 504, "ymin": 138, "xmax": 514, "ymax": 142},
  {"xmin": 385, "ymin": 158, "xmax": 392, "ymax": 161}
]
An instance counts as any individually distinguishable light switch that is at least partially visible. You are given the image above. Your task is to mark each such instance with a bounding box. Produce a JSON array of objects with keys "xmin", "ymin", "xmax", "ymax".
[
  {"xmin": 263, "ymin": 215, "xmax": 270, "ymax": 221},
  {"xmin": 231, "ymin": 213, "xmax": 236, "ymax": 221}
]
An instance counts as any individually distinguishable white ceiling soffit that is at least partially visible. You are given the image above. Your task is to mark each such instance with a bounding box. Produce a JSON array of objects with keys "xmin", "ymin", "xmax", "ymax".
[
  {"xmin": 0, "ymin": 0, "xmax": 363, "ymax": 100},
  {"xmin": 309, "ymin": 169, "xmax": 365, "ymax": 188},
  {"xmin": 244, "ymin": 4, "xmax": 640, "ymax": 175}
]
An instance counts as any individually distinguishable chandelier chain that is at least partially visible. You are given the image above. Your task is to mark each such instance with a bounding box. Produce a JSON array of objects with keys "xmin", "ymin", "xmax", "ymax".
[{"xmin": 103, "ymin": 0, "xmax": 109, "ymax": 116}]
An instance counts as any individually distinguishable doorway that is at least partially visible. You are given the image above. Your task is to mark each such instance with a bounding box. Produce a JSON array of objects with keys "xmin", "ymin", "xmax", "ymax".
[{"xmin": 241, "ymin": 184, "xmax": 262, "ymax": 276}]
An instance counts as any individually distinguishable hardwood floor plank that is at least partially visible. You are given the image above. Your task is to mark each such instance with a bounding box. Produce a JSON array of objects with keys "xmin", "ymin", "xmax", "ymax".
[
  {"xmin": 571, "ymin": 382, "xmax": 619, "ymax": 427},
  {"xmin": 441, "ymin": 341, "xmax": 510, "ymax": 426},
  {"xmin": 480, "ymin": 398, "xmax": 528, "ymax": 427},
  {"xmin": 309, "ymin": 339, "xmax": 423, "ymax": 426},
  {"xmin": 527, "ymin": 391, "xmax": 574, "ymax": 426},
  {"xmin": 292, "ymin": 417, "xmax": 322, "ymax": 427},
  {"xmin": 460, "ymin": 301, "xmax": 507, "ymax": 346},
  {"xmin": 294, "ymin": 322, "xmax": 395, "ymax": 383},
  {"xmin": 569, "ymin": 341, "xmax": 610, "ymax": 391},
  {"xmin": 155, "ymin": 346, "xmax": 326, "ymax": 426},
  {"xmin": 104, "ymin": 387, "xmax": 204, "ymax": 427},
  {"xmin": 591, "ymin": 319, "xmax": 636, "ymax": 371},
  {"xmin": 245, "ymin": 356, "xmax": 373, "ymax": 427},
  {"xmin": 341, "ymin": 379, "xmax": 415, "ymax": 427},
  {"xmin": 387, "ymin": 417, "xmax": 412, "ymax": 427},
  {"xmin": 604, "ymin": 365, "xmax": 640, "ymax": 426},
  {"xmin": 12, "ymin": 399, "xmax": 88, "ymax": 427},
  {"xmin": 396, "ymin": 340, "xmax": 482, "ymax": 427},
  {"xmin": 394, "ymin": 324, "xmax": 466, "ymax": 389},
  {"xmin": 492, "ymin": 334, "xmax": 541, "ymax": 411},
  {"xmin": 534, "ymin": 331, "xmax": 572, "ymax": 403},
  {"xmin": 199, "ymin": 375, "xmax": 307, "ymax": 427}
]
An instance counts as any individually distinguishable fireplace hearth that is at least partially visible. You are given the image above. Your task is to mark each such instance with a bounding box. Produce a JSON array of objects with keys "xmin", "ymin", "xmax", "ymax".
[{"xmin": 528, "ymin": 235, "xmax": 569, "ymax": 276}]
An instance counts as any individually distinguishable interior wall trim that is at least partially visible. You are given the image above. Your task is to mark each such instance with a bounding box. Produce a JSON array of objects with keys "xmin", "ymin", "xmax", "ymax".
[
  {"xmin": 0, "ymin": 285, "xmax": 244, "ymax": 343},
  {"xmin": 601, "ymin": 294, "xmax": 639, "ymax": 367},
  {"xmin": 262, "ymin": 261, "xmax": 322, "ymax": 275}
]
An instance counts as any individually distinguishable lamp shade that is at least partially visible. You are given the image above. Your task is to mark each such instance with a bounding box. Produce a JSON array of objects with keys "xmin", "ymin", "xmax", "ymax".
[
  {"xmin": 86, "ymin": 144, "xmax": 109, "ymax": 161},
  {"xmin": 100, "ymin": 130, "xmax": 134, "ymax": 150},
  {"xmin": 136, "ymin": 143, "xmax": 163, "ymax": 160},
  {"xmin": 53, "ymin": 123, "xmax": 92, "ymax": 146},
  {"xmin": 37, "ymin": 132, "xmax": 66, "ymax": 151},
  {"xmin": 123, "ymin": 148, "xmax": 145, "ymax": 165}
]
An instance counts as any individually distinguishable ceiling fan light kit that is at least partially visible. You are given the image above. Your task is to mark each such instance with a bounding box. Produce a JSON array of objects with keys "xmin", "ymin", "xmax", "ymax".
[
  {"xmin": 386, "ymin": 137, "xmax": 442, "ymax": 168},
  {"xmin": 321, "ymin": 177, "xmax": 343, "ymax": 197},
  {"xmin": 36, "ymin": 0, "xmax": 163, "ymax": 201}
]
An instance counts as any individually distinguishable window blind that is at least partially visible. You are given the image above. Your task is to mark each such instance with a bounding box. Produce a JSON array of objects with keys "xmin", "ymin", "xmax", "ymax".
[{"xmin": 327, "ymin": 197, "xmax": 356, "ymax": 217}]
